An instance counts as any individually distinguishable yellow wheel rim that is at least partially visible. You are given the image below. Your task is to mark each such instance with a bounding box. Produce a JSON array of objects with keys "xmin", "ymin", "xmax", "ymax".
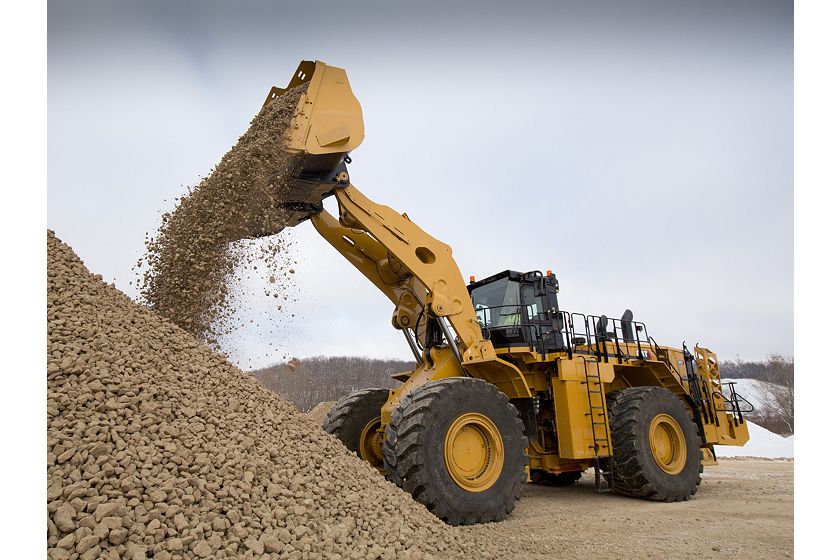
[
  {"xmin": 444, "ymin": 413, "xmax": 504, "ymax": 492},
  {"xmin": 648, "ymin": 413, "xmax": 687, "ymax": 475},
  {"xmin": 359, "ymin": 417, "xmax": 385, "ymax": 472}
]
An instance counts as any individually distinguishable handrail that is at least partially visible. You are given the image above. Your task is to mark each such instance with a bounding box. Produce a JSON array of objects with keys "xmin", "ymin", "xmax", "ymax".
[
  {"xmin": 718, "ymin": 382, "xmax": 755, "ymax": 425},
  {"xmin": 648, "ymin": 336, "xmax": 682, "ymax": 378},
  {"xmin": 475, "ymin": 304, "xmax": 551, "ymax": 356},
  {"xmin": 474, "ymin": 304, "xmax": 659, "ymax": 363}
]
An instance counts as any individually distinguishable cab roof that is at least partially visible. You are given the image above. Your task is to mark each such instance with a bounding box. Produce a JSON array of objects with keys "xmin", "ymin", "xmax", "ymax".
[{"xmin": 468, "ymin": 270, "xmax": 555, "ymax": 293}]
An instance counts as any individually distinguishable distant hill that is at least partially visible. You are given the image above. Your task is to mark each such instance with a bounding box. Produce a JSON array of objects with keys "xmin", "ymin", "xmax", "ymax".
[
  {"xmin": 719, "ymin": 356, "xmax": 793, "ymax": 381},
  {"xmin": 250, "ymin": 356, "xmax": 414, "ymax": 412}
]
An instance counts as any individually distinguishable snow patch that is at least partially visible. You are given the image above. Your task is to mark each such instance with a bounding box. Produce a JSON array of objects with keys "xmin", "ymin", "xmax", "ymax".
[{"xmin": 715, "ymin": 420, "xmax": 793, "ymax": 458}]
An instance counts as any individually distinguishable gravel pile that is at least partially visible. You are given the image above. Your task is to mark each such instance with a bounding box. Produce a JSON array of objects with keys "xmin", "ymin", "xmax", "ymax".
[
  {"xmin": 138, "ymin": 85, "xmax": 307, "ymax": 350},
  {"xmin": 47, "ymin": 231, "xmax": 502, "ymax": 560}
]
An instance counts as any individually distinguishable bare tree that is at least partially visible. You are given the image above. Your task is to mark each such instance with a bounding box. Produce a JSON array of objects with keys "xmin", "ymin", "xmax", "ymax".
[{"xmin": 757, "ymin": 355, "xmax": 794, "ymax": 435}]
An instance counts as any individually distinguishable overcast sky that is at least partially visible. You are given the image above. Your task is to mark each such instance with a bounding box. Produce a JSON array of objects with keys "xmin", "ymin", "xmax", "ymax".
[{"xmin": 48, "ymin": 0, "xmax": 792, "ymax": 369}]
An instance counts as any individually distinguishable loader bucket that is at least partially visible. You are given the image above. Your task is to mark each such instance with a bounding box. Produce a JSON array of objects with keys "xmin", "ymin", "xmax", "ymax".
[
  {"xmin": 264, "ymin": 60, "xmax": 364, "ymax": 167},
  {"xmin": 261, "ymin": 60, "xmax": 365, "ymax": 228}
]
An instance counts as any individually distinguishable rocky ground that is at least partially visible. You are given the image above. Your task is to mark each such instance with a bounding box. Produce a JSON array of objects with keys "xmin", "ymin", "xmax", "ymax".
[{"xmin": 464, "ymin": 458, "xmax": 793, "ymax": 560}]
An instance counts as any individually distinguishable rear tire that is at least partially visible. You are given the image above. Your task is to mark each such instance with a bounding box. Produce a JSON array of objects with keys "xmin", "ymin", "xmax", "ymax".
[
  {"xmin": 323, "ymin": 388, "xmax": 391, "ymax": 472},
  {"xmin": 606, "ymin": 387, "xmax": 702, "ymax": 502},
  {"xmin": 383, "ymin": 378, "xmax": 527, "ymax": 525}
]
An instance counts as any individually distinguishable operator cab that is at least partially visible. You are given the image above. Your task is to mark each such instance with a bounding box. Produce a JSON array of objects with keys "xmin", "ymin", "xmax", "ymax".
[{"xmin": 468, "ymin": 270, "xmax": 563, "ymax": 353}]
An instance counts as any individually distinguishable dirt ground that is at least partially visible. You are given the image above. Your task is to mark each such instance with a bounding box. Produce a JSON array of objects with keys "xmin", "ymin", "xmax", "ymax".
[{"xmin": 463, "ymin": 459, "xmax": 793, "ymax": 560}]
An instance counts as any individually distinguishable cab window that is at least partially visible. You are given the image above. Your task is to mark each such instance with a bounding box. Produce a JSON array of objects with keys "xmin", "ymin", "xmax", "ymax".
[
  {"xmin": 471, "ymin": 279, "xmax": 521, "ymax": 327},
  {"xmin": 521, "ymin": 283, "xmax": 544, "ymax": 322}
]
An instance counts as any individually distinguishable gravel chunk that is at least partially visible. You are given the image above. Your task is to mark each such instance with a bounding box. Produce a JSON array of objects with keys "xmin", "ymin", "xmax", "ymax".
[{"xmin": 53, "ymin": 504, "xmax": 76, "ymax": 533}]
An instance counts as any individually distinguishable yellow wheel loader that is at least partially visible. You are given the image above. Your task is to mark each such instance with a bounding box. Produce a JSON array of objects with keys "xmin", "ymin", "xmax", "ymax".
[{"xmin": 263, "ymin": 61, "xmax": 752, "ymax": 525}]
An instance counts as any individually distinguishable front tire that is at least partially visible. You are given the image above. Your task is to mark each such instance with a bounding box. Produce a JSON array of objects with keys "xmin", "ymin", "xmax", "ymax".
[
  {"xmin": 383, "ymin": 378, "xmax": 527, "ymax": 525},
  {"xmin": 606, "ymin": 387, "xmax": 702, "ymax": 502},
  {"xmin": 323, "ymin": 388, "xmax": 391, "ymax": 472}
]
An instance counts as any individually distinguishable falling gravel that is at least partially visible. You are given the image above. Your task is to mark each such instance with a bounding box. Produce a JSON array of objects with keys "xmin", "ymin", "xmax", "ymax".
[
  {"xmin": 138, "ymin": 85, "xmax": 307, "ymax": 351},
  {"xmin": 47, "ymin": 231, "xmax": 506, "ymax": 560}
]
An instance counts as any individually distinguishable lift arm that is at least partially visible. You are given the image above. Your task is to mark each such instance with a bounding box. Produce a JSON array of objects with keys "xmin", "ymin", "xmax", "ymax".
[{"xmin": 311, "ymin": 184, "xmax": 531, "ymax": 421}]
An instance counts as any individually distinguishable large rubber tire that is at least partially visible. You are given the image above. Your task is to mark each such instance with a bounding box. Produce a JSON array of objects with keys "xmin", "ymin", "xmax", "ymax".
[
  {"xmin": 383, "ymin": 378, "xmax": 528, "ymax": 525},
  {"xmin": 606, "ymin": 387, "xmax": 702, "ymax": 502},
  {"xmin": 323, "ymin": 388, "xmax": 391, "ymax": 470},
  {"xmin": 530, "ymin": 470, "xmax": 583, "ymax": 486}
]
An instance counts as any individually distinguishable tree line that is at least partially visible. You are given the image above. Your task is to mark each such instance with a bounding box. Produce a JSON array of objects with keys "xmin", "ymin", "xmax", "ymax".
[{"xmin": 250, "ymin": 356, "xmax": 414, "ymax": 412}]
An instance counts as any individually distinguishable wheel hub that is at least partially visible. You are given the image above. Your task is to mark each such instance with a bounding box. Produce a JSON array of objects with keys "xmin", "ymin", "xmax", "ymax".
[
  {"xmin": 444, "ymin": 413, "xmax": 504, "ymax": 492},
  {"xmin": 648, "ymin": 413, "xmax": 687, "ymax": 475},
  {"xmin": 359, "ymin": 418, "xmax": 385, "ymax": 471}
]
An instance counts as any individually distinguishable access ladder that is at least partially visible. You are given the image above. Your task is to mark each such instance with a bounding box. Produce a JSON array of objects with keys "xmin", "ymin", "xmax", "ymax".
[{"xmin": 580, "ymin": 357, "xmax": 614, "ymax": 492}]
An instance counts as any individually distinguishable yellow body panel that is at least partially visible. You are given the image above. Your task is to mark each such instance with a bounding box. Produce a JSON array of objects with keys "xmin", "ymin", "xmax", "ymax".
[{"xmin": 551, "ymin": 359, "xmax": 613, "ymax": 460}]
